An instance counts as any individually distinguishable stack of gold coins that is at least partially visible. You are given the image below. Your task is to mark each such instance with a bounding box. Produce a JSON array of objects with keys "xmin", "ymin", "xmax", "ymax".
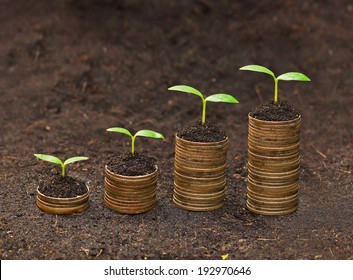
[
  {"xmin": 173, "ymin": 135, "xmax": 228, "ymax": 211},
  {"xmin": 247, "ymin": 114, "xmax": 301, "ymax": 215},
  {"xmin": 104, "ymin": 165, "xmax": 158, "ymax": 214}
]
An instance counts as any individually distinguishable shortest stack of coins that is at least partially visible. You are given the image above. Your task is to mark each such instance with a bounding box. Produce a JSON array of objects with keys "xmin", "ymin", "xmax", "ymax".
[
  {"xmin": 247, "ymin": 114, "xmax": 301, "ymax": 215},
  {"xmin": 104, "ymin": 165, "xmax": 158, "ymax": 214},
  {"xmin": 36, "ymin": 185, "xmax": 90, "ymax": 215},
  {"xmin": 173, "ymin": 135, "xmax": 228, "ymax": 211}
]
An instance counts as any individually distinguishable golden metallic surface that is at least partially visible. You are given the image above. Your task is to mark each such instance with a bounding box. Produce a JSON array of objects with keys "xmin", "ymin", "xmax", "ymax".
[
  {"xmin": 173, "ymin": 135, "xmax": 228, "ymax": 211},
  {"xmin": 247, "ymin": 114, "xmax": 301, "ymax": 215},
  {"xmin": 36, "ymin": 185, "xmax": 90, "ymax": 215},
  {"xmin": 104, "ymin": 165, "xmax": 158, "ymax": 214}
]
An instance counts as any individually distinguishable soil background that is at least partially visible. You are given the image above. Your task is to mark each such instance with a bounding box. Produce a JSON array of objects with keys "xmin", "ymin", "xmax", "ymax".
[{"xmin": 0, "ymin": 0, "xmax": 352, "ymax": 260}]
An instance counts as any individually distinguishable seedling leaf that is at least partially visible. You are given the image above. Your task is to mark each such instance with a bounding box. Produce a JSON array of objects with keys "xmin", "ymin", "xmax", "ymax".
[
  {"xmin": 277, "ymin": 72, "xmax": 311, "ymax": 81},
  {"xmin": 168, "ymin": 85, "xmax": 204, "ymax": 99},
  {"xmin": 168, "ymin": 84, "xmax": 238, "ymax": 123},
  {"xmin": 107, "ymin": 127, "xmax": 164, "ymax": 155},
  {"xmin": 106, "ymin": 127, "xmax": 133, "ymax": 138},
  {"xmin": 239, "ymin": 64, "xmax": 310, "ymax": 102},
  {"xmin": 239, "ymin": 65, "xmax": 275, "ymax": 78},
  {"xmin": 135, "ymin": 130, "xmax": 165, "ymax": 139},
  {"xmin": 34, "ymin": 154, "xmax": 63, "ymax": 165},
  {"xmin": 64, "ymin": 157, "xmax": 89, "ymax": 166},
  {"xmin": 34, "ymin": 154, "xmax": 88, "ymax": 177},
  {"xmin": 205, "ymin": 94, "xmax": 239, "ymax": 104}
]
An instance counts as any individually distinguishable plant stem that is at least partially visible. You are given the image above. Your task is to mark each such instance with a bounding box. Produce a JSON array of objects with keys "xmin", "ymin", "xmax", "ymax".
[
  {"xmin": 131, "ymin": 136, "xmax": 135, "ymax": 155},
  {"xmin": 274, "ymin": 77, "xmax": 278, "ymax": 102},
  {"xmin": 202, "ymin": 99, "xmax": 206, "ymax": 124},
  {"xmin": 61, "ymin": 164, "xmax": 65, "ymax": 178}
]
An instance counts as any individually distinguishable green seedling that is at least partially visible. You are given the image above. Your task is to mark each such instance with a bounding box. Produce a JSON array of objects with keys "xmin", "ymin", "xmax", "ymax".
[
  {"xmin": 34, "ymin": 154, "xmax": 89, "ymax": 178},
  {"xmin": 106, "ymin": 127, "xmax": 164, "ymax": 155},
  {"xmin": 168, "ymin": 85, "xmax": 238, "ymax": 124},
  {"xmin": 239, "ymin": 65, "xmax": 310, "ymax": 102}
]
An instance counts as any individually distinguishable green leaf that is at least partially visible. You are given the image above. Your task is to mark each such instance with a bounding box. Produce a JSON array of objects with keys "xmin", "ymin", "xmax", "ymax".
[
  {"xmin": 205, "ymin": 93, "xmax": 239, "ymax": 104},
  {"xmin": 277, "ymin": 72, "xmax": 311, "ymax": 81},
  {"xmin": 64, "ymin": 157, "xmax": 89, "ymax": 166},
  {"xmin": 106, "ymin": 127, "xmax": 133, "ymax": 138},
  {"xmin": 135, "ymin": 130, "xmax": 165, "ymax": 139},
  {"xmin": 168, "ymin": 85, "xmax": 204, "ymax": 99},
  {"xmin": 239, "ymin": 65, "xmax": 275, "ymax": 79},
  {"xmin": 34, "ymin": 154, "xmax": 63, "ymax": 165}
]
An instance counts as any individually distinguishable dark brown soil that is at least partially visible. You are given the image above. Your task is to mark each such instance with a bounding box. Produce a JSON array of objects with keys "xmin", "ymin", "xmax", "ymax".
[
  {"xmin": 106, "ymin": 153, "xmax": 156, "ymax": 176},
  {"xmin": 38, "ymin": 176, "xmax": 87, "ymax": 198},
  {"xmin": 249, "ymin": 99, "xmax": 300, "ymax": 121},
  {"xmin": 177, "ymin": 120, "xmax": 227, "ymax": 142},
  {"xmin": 1, "ymin": 0, "xmax": 352, "ymax": 260}
]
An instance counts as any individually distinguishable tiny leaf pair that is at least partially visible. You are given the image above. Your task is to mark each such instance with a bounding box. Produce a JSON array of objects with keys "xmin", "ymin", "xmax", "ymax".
[
  {"xmin": 107, "ymin": 128, "xmax": 164, "ymax": 155},
  {"xmin": 34, "ymin": 154, "xmax": 89, "ymax": 177},
  {"xmin": 239, "ymin": 65, "xmax": 310, "ymax": 102},
  {"xmin": 168, "ymin": 85, "xmax": 238, "ymax": 124}
]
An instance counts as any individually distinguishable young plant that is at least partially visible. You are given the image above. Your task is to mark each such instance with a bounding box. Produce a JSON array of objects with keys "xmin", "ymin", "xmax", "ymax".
[
  {"xmin": 34, "ymin": 154, "xmax": 89, "ymax": 178},
  {"xmin": 239, "ymin": 65, "xmax": 310, "ymax": 102},
  {"xmin": 168, "ymin": 85, "xmax": 238, "ymax": 124},
  {"xmin": 106, "ymin": 127, "xmax": 164, "ymax": 155}
]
